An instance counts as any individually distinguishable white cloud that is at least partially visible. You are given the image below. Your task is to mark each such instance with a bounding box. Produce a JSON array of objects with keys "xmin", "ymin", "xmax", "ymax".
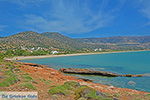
[
  {"xmin": 0, "ymin": 0, "xmax": 125, "ymax": 34},
  {"xmin": 22, "ymin": 0, "xmax": 125, "ymax": 34},
  {"xmin": 138, "ymin": 0, "xmax": 150, "ymax": 25},
  {"xmin": 0, "ymin": 25, "xmax": 6, "ymax": 31},
  {"xmin": 0, "ymin": 0, "xmax": 47, "ymax": 6}
]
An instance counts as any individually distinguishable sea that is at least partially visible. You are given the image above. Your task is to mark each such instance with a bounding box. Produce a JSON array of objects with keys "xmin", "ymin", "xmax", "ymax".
[{"xmin": 21, "ymin": 51, "xmax": 150, "ymax": 92}]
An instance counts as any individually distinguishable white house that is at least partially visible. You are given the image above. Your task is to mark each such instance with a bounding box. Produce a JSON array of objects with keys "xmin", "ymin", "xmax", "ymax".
[
  {"xmin": 94, "ymin": 48, "xmax": 102, "ymax": 51},
  {"xmin": 51, "ymin": 51, "xmax": 59, "ymax": 54}
]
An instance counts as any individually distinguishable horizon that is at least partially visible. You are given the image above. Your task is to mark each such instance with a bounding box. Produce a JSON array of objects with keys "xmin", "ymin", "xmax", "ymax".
[{"xmin": 0, "ymin": 0, "xmax": 150, "ymax": 38}]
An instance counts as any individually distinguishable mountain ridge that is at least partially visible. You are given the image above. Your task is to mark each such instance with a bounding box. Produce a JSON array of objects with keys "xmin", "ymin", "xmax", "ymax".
[
  {"xmin": 76, "ymin": 36, "xmax": 150, "ymax": 44},
  {"xmin": 0, "ymin": 31, "xmax": 150, "ymax": 51}
]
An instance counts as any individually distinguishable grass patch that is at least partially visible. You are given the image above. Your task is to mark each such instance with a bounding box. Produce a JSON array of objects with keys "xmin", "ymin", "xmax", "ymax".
[
  {"xmin": 20, "ymin": 82, "xmax": 36, "ymax": 90},
  {"xmin": 22, "ymin": 73, "xmax": 33, "ymax": 82},
  {"xmin": 49, "ymin": 81, "xmax": 112, "ymax": 100},
  {"xmin": 0, "ymin": 70, "xmax": 19, "ymax": 87},
  {"xmin": 75, "ymin": 86, "xmax": 112, "ymax": 100},
  {"xmin": 75, "ymin": 85, "xmax": 112, "ymax": 100},
  {"xmin": 146, "ymin": 94, "xmax": 150, "ymax": 96},
  {"xmin": 0, "ymin": 76, "xmax": 18, "ymax": 87},
  {"xmin": 49, "ymin": 81, "xmax": 79, "ymax": 95},
  {"xmin": 40, "ymin": 78, "xmax": 51, "ymax": 85}
]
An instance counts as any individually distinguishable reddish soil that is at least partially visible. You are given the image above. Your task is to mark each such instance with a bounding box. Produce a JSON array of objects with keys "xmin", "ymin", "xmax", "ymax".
[{"xmin": 17, "ymin": 62, "xmax": 149, "ymax": 100}]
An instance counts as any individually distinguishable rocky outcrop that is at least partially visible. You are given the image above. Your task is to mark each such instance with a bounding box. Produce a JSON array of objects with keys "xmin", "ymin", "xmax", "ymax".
[
  {"xmin": 23, "ymin": 63, "xmax": 46, "ymax": 68},
  {"xmin": 60, "ymin": 68, "xmax": 143, "ymax": 77}
]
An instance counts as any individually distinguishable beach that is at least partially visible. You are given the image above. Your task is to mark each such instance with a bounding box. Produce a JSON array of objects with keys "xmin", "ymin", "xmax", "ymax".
[{"xmin": 6, "ymin": 50, "xmax": 150, "ymax": 60}]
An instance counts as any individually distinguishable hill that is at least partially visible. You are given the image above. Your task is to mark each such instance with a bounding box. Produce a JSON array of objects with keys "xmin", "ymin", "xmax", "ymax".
[
  {"xmin": 77, "ymin": 36, "xmax": 150, "ymax": 50},
  {"xmin": 77, "ymin": 36, "xmax": 150, "ymax": 44},
  {"xmin": 0, "ymin": 31, "xmax": 108, "ymax": 51},
  {"xmin": 42, "ymin": 32, "xmax": 90, "ymax": 50},
  {"xmin": 0, "ymin": 31, "xmax": 150, "ymax": 51},
  {"xmin": 0, "ymin": 31, "xmax": 81, "ymax": 50}
]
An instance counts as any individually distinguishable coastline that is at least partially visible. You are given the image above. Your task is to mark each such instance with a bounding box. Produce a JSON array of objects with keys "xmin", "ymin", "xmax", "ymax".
[
  {"xmin": 18, "ymin": 62, "xmax": 149, "ymax": 100},
  {"xmin": 2, "ymin": 51, "xmax": 150, "ymax": 99},
  {"xmin": 6, "ymin": 49, "xmax": 150, "ymax": 60}
]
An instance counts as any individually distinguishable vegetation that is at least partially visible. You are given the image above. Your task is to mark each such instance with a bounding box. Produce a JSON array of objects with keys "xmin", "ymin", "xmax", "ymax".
[
  {"xmin": 0, "ymin": 31, "xmax": 148, "ymax": 53},
  {"xmin": 0, "ymin": 63, "xmax": 19, "ymax": 87},
  {"xmin": 20, "ymin": 82, "xmax": 36, "ymax": 90},
  {"xmin": 0, "ymin": 74, "xmax": 18, "ymax": 87},
  {"xmin": 77, "ymin": 36, "xmax": 150, "ymax": 44},
  {"xmin": 40, "ymin": 78, "xmax": 51, "ymax": 85},
  {"xmin": 0, "ymin": 53, "xmax": 5, "ymax": 60},
  {"xmin": 49, "ymin": 81, "xmax": 112, "ymax": 100},
  {"xmin": 22, "ymin": 73, "xmax": 33, "ymax": 82}
]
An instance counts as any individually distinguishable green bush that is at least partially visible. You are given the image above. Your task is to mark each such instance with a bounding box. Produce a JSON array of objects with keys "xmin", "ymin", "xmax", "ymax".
[
  {"xmin": 22, "ymin": 74, "xmax": 33, "ymax": 82},
  {"xmin": 20, "ymin": 83, "xmax": 36, "ymax": 90},
  {"xmin": 0, "ymin": 76, "xmax": 19, "ymax": 87},
  {"xmin": 49, "ymin": 81, "xmax": 112, "ymax": 100},
  {"xmin": 75, "ymin": 85, "xmax": 112, "ymax": 100},
  {"xmin": 0, "ymin": 70, "xmax": 19, "ymax": 87},
  {"xmin": 49, "ymin": 81, "xmax": 79, "ymax": 95}
]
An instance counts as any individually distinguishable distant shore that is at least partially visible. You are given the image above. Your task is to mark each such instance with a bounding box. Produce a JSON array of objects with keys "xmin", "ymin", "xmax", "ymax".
[{"xmin": 6, "ymin": 49, "xmax": 150, "ymax": 60}]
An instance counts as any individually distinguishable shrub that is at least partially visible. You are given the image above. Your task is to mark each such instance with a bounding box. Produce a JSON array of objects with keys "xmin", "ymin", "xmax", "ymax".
[{"xmin": 20, "ymin": 83, "xmax": 36, "ymax": 90}]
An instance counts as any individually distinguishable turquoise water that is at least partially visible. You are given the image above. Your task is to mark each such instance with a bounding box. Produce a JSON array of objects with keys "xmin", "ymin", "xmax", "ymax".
[{"xmin": 21, "ymin": 51, "xmax": 150, "ymax": 92}]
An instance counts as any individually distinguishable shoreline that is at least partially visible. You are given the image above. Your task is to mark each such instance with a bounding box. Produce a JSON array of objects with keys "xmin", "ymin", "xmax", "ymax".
[
  {"xmin": 3, "ymin": 51, "xmax": 150, "ymax": 99},
  {"xmin": 18, "ymin": 62, "xmax": 149, "ymax": 99},
  {"xmin": 6, "ymin": 49, "xmax": 150, "ymax": 60}
]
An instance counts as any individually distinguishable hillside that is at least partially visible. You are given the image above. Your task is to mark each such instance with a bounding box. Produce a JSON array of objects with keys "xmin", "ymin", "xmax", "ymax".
[
  {"xmin": 0, "ymin": 31, "xmax": 150, "ymax": 51},
  {"xmin": 77, "ymin": 36, "xmax": 150, "ymax": 49},
  {"xmin": 0, "ymin": 31, "xmax": 109, "ymax": 51},
  {"xmin": 0, "ymin": 31, "xmax": 81, "ymax": 50},
  {"xmin": 77, "ymin": 36, "xmax": 150, "ymax": 44},
  {"xmin": 42, "ymin": 32, "xmax": 90, "ymax": 50}
]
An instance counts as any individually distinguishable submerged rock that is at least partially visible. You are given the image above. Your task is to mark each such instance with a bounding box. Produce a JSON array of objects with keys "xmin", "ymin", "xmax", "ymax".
[{"xmin": 128, "ymin": 81, "xmax": 136, "ymax": 85}]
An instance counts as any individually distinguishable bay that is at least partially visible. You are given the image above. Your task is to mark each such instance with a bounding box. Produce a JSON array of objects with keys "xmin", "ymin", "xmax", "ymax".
[{"xmin": 21, "ymin": 51, "xmax": 150, "ymax": 92}]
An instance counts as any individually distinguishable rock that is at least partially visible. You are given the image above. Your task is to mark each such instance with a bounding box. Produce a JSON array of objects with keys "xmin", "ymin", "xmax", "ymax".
[
  {"xmin": 122, "ymin": 74, "xmax": 143, "ymax": 77},
  {"xmin": 128, "ymin": 81, "xmax": 136, "ymax": 85},
  {"xmin": 51, "ymin": 72, "xmax": 56, "ymax": 75},
  {"xmin": 23, "ymin": 63, "xmax": 45, "ymax": 68},
  {"xmin": 0, "ymin": 76, "xmax": 5, "ymax": 79},
  {"xmin": 77, "ymin": 78, "xmax": 93, "ymax": 82},
  {"xmin": 60, "ymin": 68, "xmax": 119, "ymax": 77},
  {"xmin": 60, "ymin": 68, "xmax": 144, "ymax": 77},
  {"xmin": 108, "ymin": 86, "xmax": 115, "ymax": 89},
  {"xmin": 113, "ymin": 98, "xmax": 119, "ymax": 100},
  {"xmin": 96, "ymin": 91, "xmax": 106, "ymax": 97}
]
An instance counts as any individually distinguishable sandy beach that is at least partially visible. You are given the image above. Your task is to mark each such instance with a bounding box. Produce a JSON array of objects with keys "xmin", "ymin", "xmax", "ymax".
[{"xmin": 6, "ymin": 50, "xmax": 150, "ymax": 60}]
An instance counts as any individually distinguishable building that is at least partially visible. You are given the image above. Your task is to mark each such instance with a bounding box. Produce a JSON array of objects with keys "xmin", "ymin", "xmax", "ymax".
[
  {"xmin": 94, "ymin": 48, "xmax": 102, "ymax": 51},
  {"xmin": 51, "ymin": 51, "xmax": 59, "ymax": 54}
]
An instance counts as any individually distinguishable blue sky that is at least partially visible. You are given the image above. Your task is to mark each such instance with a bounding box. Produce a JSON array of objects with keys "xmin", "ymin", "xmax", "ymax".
[{"xmin": 0, "ymin": 0, "xmax": 150, "ymax": 38}]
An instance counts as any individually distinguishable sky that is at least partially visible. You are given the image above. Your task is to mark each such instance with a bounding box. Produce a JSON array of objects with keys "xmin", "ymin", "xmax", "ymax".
[{"xmin": 0, "ymin": 0, "xmax": 150, "ymax": 38}]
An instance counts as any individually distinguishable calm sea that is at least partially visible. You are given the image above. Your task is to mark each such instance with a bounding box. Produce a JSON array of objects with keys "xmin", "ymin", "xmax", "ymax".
[{"xmin": 21, "ymin": 51, "xmax": 150, "ymax": 92}]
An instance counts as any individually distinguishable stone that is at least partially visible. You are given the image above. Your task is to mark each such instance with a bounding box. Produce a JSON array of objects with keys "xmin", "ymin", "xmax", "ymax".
[{"xmin": 128, "ymin": 81, "xmax": 136, "ymax": 85}]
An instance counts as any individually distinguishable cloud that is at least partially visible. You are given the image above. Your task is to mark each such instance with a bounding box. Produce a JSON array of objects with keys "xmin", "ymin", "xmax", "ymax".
[
  {"xmin": 138, "ymin": 0, "xmax": 150, "ymax": 25},
  {"xmin": 1, "ymin": 0, "xmax": 125, "ymax": 34},
  {"xmin": 0, "ymin": 25, "xmax": 7, "ymax": 32},
  {"xmin": 0, "ymin": 0, "xmax": 47, "ymax": 6},
  {"xmin": 22, "ymin": 0, "xmax": 126, "ymax": 34}
]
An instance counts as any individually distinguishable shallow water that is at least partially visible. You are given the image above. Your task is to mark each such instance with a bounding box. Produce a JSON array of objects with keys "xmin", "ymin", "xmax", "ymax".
[{"xmin": 21, "ymin": 51, "xmax": 150, "ymax": 92}]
